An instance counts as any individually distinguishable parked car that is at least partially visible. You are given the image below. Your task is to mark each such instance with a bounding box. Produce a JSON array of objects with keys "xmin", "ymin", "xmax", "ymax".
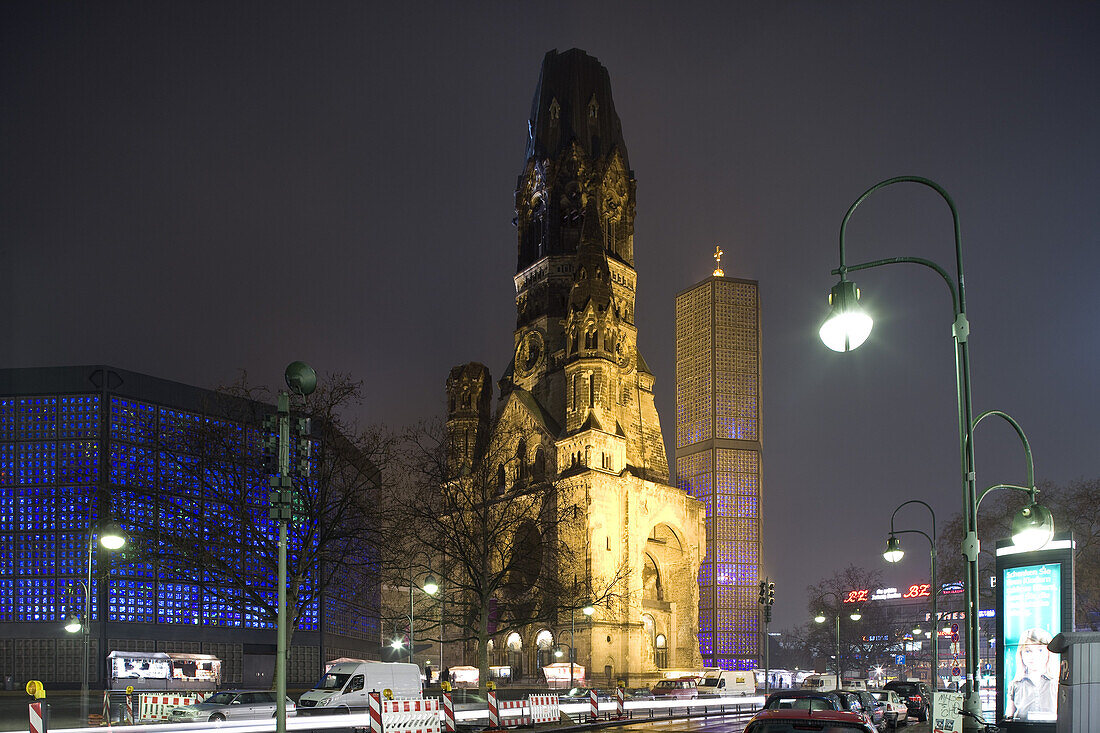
[
  {"xmin": 869, "ymin": 689, "xmax": 909, "ymax": 727},
  {"xmin": 169, "ymin": 690, "xmax": 295, "ymax": 723},
  {"xmin": 762, "ymin": 689, "xmax": 843, "ymax": 712},
  {"xmin": 832, "ymin": 690, "xmax": 878, "ymax": 730},
  {"xmin": 843, "ymin": 689, "xmax": 886, "ymax": 731},
  {"xmin": 883, "ymin": 680, "xmax": 930, "ymax": 722},
  {"xmin": 651, "ymin": 678, "xmax": 698, "ymax": 700},
  {"xmin": 744, "ymin": 709, "xmax": 876, "ymax": 733}
]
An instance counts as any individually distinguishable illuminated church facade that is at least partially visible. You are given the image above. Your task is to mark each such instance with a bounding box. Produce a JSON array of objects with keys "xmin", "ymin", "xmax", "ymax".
[{"xmin": 444, "ymin": 49, "xmax": 705, "ymax": 685}]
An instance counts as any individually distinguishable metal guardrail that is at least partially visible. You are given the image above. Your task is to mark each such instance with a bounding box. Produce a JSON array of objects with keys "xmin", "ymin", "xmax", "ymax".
[{"xmin": 26, "ymin": 695, "xmax": 765, "ymax": 733}]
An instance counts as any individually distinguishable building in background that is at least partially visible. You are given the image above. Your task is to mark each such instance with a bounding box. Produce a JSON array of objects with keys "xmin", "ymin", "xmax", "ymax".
[
  {"xmin": 675, "ymin": 262, "xmax": 762, "ymax": 671},
  {"xmin": 0, "ymin": 365, "xmax": 378, "ymax": 688}
]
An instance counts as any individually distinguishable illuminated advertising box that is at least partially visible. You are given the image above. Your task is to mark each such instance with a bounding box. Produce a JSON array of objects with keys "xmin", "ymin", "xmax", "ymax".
[{"xmin": 995, "ymin": 533, "xmax": 1075, "ymax": 732}]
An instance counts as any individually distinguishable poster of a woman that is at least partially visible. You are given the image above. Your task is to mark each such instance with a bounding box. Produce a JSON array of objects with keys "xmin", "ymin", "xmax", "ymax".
[{"xmin": 1004, "ymin": 627, "xmax": 1058, "ymax": 721}]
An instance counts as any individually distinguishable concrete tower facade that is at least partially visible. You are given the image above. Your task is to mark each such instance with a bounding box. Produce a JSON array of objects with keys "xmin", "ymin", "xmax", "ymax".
[{"xmin": 674, "ymin": 269, "xmax": 762, "ymax": 671}]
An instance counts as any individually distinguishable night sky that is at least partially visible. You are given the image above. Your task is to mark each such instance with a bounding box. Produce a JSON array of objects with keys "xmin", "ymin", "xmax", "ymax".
[{"xmin": 3, "ymin": 2, "xmax": 1098, "ymax": 631}]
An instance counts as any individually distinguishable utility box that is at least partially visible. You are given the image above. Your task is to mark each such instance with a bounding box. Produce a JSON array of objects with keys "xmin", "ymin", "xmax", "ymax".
[{"xmin": 1048, "ymin": 631, "xmax": 1100, "ymax": 733}]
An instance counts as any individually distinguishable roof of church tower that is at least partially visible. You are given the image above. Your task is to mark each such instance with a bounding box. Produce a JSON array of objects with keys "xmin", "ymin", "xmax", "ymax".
[{"xmin": 525, "ymin": 49, "xmax": 629, "ymax": 169}]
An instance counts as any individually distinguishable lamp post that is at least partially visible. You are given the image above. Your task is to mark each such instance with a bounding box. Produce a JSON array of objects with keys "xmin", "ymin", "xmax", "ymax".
[
  {"xmin": 883, "ymin": 499, "xmax": 938, "ymax": 709},
  {"xmin": 817, "ymin": 176, "xmax": 1054, "ymax": 728},
  {"xmin": 66, "ymin": 517, "xmax": 126, "ymax": 724},
  {"xmin": 409, "ymin": 573, "xmax": 439, "ymax": 666},
  {"xmin": 269, "ymin": 361, "xmax": 317, "ymax": 733},
  {"xmin": 813, "ymin": 591, "xmax": 859, "ymax": 690},
  {"xmin": 564, "ymin": 600, "xmax": 595, "ymax": 691}
]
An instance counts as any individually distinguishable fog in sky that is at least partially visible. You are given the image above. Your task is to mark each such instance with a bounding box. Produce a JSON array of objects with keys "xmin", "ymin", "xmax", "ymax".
[{"xmin": 3, "ymin": 2, "xmax": 1098, "ymax": 629}]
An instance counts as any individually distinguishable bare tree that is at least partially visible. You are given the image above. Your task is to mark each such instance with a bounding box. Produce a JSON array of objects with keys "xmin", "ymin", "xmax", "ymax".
[
  {"xmin": 133, "ymin": 373, "xmax": 391, "ymax": 672},
  {"xmin": 804, "ymin": 565, "xmax": 897, "ymax": 678},
  {"xmin": 387, "ymin": 418, "xmax": 628, "ymax": 692}
]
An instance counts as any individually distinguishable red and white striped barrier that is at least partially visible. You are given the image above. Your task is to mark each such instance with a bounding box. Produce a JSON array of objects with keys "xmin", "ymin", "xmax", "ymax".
[
  {"xmin": 441, "ymin": 693, "xmax": 455, "ymax": 732},
  {"xmin": 381, "ymin": 698, "xmax": 441, "ymax": 733},
  {"xmin": 368, "ymin": 692, "xmax": 383, "ymax": 733},
  {"xmin": 137, "ymin": 693, "xmax": 206, "ymax": 721},
  {"xmin": 487, "ymin": 691, "xmax": 500, "ymax": 730},
  {"xmin": 527, "ymin": 694, "xmax": 559, "ymax": 724},
  {"xmin": 102, "ymin": 691, "xmax": 110, "ymax": 728},
  {"xmin": 28, "ymin": 702, "xmax": 46, "ymax": 733},
  {"xmin": 125, "ymin": 692, "xmax": 133, "ymax": 724},
  {"xmin": 588, "ymin": 689, "xmax": 598, "ymax": 722},
  {"xmin": 615, "ymin": 688, "xmax": 625, "ymax": 719}
]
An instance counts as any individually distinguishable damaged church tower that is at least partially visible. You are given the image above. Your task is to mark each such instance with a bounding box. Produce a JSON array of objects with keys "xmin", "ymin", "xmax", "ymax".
[{"xmin": 447, "ymin": 49, "xmax": 704, "ymax": 685}]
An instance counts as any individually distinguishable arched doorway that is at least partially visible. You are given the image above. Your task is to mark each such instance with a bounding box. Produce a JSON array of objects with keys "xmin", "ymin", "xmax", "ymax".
[
  {"xmin": 535, "ymin": 629, "xmax": 554, "ymax": 678},
  {"xmin": 655, "ymin": 634, "xmax": 668, "ymax": 669},
  {"xmin": 506, "ymin": 632, "xmax": 523, "ymax": 680}
]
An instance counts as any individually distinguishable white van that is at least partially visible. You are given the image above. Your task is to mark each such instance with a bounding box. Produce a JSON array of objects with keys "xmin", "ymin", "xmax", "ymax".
[
  {"xmin": 697, "ymin": 668, "xmax": 756, "ymax": 696},
  {"xmin": 801, "ymin": 674, "xmax": 839, "ymax": 691},
  {"xmin": 298, "ymin": 662, "xmax": 422, "ymax": 710}
]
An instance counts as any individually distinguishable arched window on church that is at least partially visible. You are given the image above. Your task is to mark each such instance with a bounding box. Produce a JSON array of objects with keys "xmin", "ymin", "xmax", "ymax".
[
  {"xmin": 589, "ymin": 373, "xmax": 596, "ymax": 408},
  {"xmin": 497, "ymin": 464, "xmax": 506, "ymax": 494},
  {"xmin": 533, "ymin": 447, "xmax": 546, "ymax": 482},
  {"xmin": 584, "ymin": 445, "xmax": 592, "ymax": 466},
  {"xmin": 516, "ymin": 439, "xmax": 527, "ymax": 483},
  {"xmin": 655, "ymin": 634, "xmax": 668, "ymax": 669},
  {"xmin": 584, "ymin": 329, "xmax": 597, "ymax": 350}
]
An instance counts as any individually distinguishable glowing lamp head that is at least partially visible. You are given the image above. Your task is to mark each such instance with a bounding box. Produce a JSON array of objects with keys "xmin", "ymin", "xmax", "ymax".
[
  {"xmin": 554, "ymin": 649, "xmax": 563, "ymax": 658},
  {"xmin": 422, "ymin": 576, "xmax": 439, "ymax": 596},
  {"xmin": 912, "ymin": 625, "xmax": 922, "ymax": 635},
  {"xmin": 819, "ymin": 280, "xmax": 873, "ymax": 352},
  {"xmin": 814, "ymin": 612, "xmax": 827, "ymax": 624},
  {"xmin": 391, "ymin": 638, "xmax": 405, "ymax": 650},
  {"xmin": 883, "ymin": 535, "xmax": 904, "ymax": 563},
  {"xmin": 849, "ymin": 608, "xmax": 862, "ymax": 621},
  {"xmin": 64, "ymin": 615, "xmax": 83, "ymax": 634},
  {"xmin": 582, "ymin": 603, "xmax": 595, "ymax": 616},
  {"xmin": 1011, "ymin": 501, "xmax": 1055, "ymax": 550},
  {"xmin": 99, "ymin": 522, "xmax": 127, "ymax": 551}
]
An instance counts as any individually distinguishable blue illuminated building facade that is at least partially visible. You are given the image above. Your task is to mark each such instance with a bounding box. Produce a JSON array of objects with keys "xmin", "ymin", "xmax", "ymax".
[
  {"xmin": 0, "ymin": 366, "xmax": 378, "ymax": 687},
  {"xmin": 675, "ymin": 275, "xmax": 763, "ymax": 671}
]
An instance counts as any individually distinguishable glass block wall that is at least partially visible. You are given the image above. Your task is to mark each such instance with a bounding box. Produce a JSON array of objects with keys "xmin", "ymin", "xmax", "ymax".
[
  {"xmin": 0, "ymin": 392, "xmax": 328, "ymax": 630},
  {"xmin": 675, "ymin": 277, "xmax": 762, "ymax": 671}
]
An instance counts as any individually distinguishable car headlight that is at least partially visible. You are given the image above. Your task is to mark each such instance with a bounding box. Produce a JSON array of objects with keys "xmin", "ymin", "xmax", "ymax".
[{"xmin": 318, "ymin": 697, "xmax": 331, "ymax": 707}]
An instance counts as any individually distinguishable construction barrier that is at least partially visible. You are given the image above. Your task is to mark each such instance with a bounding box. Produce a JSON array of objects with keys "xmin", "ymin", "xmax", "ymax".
[
  {"xmin": 441, "ymin": 692, "xmax": 455, "ymax": 732},
  {"xmin": 487, "ymin": 691, "xmax": 500, "ymax": 729},
  {"xmin": 28, "ymin": 702, "xmax": 47, "ymax": 733},
  {"xmin": 615, "ymin": 688, "xmax": 625, "ymax": 719},
  {"xmin": 137, "ymin": 692, "xmax": 208, "ymax": 721},
  {"xmin": 125, "ymin": 692, "xmax": 133, "ymax": 725},
  {"xmin": 368, "ymin": 692, "xmax": 383, "ymax": 733},
  {"xmin": 588, "ymin": 689, "xmax": 598, "ymax": 722},
  {"xmin": 527, "ymin": 694, "xmax": 559, "ymax": 724},
  {"xmin": 381, "ymin": 698, "xmax": 441, "ymax": 733},
  {"xmin": 102, "ymin": 691, "xmax": 110, "ymax": 728}
]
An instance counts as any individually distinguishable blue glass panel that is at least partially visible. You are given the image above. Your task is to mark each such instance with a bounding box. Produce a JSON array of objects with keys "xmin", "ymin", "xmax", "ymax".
[
  {"xmin": 58, "ymin": 486, "xmax": 96, "ymax": 531},
  {"xmin": 158, "ymin": 583, "xmax": 201, "ymax": 624},
  {"xmin": 203, "ymin": 585, "xmax": 242, "ymax": 627},
  {"xmin": 15, "ymin": 533, "xmax": 56, "ymax": 574},
  {"xmin": 160, "ymin": 451, "xmax": 201, "ymax": 497},
  {"xmin": 242, "ymin": 591, "xmax": 275, "ymax": 628},
  {"xmin": 16, "ymin": 486, "xmax": 56, "ymax": 530},
  {"xmin": 0, "ymin": 442, "xmax": 14, "ymax": 485},
  {"xmin": 0, "ymin": 535, "xmax": 12, "ymax": 577},
  {"xmin": 18, "ymin": 397, "xmax": 57, "ymax": 440},
  {"xmin": 109, "ymin": 397, "xmax": 156, "ymax": 444},
  {"xmin": 59, "ymin": 441, "xmax": 99, "ymax": 484},
  {"xmin": 108, "ymin": 579, "xmax": 156, "ymax": 622},
  {"xmin": 110, "ymin": 443, "xmax": 155, "ymax": 489},
  {"xmin": 58, "ymin": 395, "xmax": 100, "ymax": 439},
  {"xmin": 159, "ymin": 408, "xmax": 202, "ymax": 453},
  {"xmin": 0, "ymin": 399, "xmax": 15, "ymax": 441},
  {"xmin": 15, "ymin": 577, "xmax": 57, "ymax": 621},
  {"xmin": 17, "ymin": 442, "xmax": 57, "ymax": 485},
  {"xmin": 0, "ymin": 579, "xmax": 12, "ymax": 620}
]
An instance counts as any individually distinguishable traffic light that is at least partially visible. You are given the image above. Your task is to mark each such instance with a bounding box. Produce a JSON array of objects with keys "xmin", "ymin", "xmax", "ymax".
[
  {"xmin": 261, "ymin": 415, "xmax": 279, "ymax": 475},
  {"xmin": 767, "ymin": 581, "xmax": 775, "ymax": 606},
  {"xmin": 758, "ymin": 581, "xmax": 767, "ymax": 605}
]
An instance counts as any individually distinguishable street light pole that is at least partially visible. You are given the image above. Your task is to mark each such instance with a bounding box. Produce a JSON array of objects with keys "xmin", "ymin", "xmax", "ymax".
[
  {"xmin": 813, "ymin": 591, "xmax": 856, "ymax": 691},
  {"xmin": 884, "ymin": 499, "xmax": 938, "ymax": 711},
  {"xmin": 818, "ymin": 176, "xmax": 1041, "ymax": 728}
]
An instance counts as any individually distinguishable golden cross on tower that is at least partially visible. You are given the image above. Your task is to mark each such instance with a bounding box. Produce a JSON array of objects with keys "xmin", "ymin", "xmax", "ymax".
[{"xmin": 712, "ymin": 245, "xmax": 724, "ymax": 277}]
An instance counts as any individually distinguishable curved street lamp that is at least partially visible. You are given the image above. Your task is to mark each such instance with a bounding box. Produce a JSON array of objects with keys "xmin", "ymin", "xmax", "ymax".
[
  {"xmin": 812, "ymin": 591, "xmax": 858, "ymax": 690},
  {"xmin": 882, "ymin": 499, "xmax": 938, "ymax": 702},
  {"xmin": 818, "ymin": 176, "xmax": 1054, "ymax": 728}
]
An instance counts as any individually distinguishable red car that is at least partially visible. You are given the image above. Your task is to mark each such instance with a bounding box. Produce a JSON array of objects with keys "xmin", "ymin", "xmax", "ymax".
[{"xmin": 744, "ymin": 708, "xmax": 876, "ymax": 733}]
